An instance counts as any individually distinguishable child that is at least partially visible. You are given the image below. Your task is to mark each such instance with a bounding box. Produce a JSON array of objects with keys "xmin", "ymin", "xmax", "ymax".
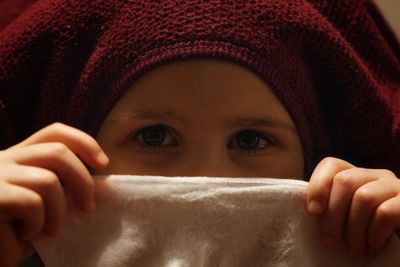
[{"xmin": 0, "ymin": 0, "xmax": 399, "ymax": 266}]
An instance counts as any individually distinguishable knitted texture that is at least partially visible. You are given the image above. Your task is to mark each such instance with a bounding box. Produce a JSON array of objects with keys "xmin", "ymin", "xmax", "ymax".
[{"xmin": 0, "ymin": 0, "xmax": 399, "ymax": 177}]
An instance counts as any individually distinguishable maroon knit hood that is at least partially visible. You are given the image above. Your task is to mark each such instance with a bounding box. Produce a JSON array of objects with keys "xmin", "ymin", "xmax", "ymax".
[{"xmin": 0, "ymin": 0, "xmax": 399, "ymax": 178}]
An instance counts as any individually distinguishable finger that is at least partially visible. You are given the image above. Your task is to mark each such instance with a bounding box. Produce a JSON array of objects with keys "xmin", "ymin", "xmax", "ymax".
[
  {"xmin": 0, "ymin": 223, "xmax": 24, "ymax": 267},
  {"xmin": 0, "ymin": 183, "xmax": 45, "ymax": 240},
  {"xmin": 307, "ymin": 157, "xmax": 355, "ymax": 214},
  {"xmin": 321, "ymin": 168, "xmax": 375, "ymax": 248},
  {"xmin": 9, "ymin": 143, "xmax": 96, "ymax": 212},
  {"xmin": 347, "ymin": 176, "xmax": 399, "ymax": 257},
  {"xmin": 4, "ymin": 165, "xmax": 67, "ymax": 237},
  {"xmin": 368, "ymin": 195, "xmax": 400, "ymax": 254},
  {"xmin": 13, "ymin": 123, "xmax": 109, "ymax": 169},
  {"xmin": 22, "ymin": 242, "xmax": 35, "ymax": 259}
]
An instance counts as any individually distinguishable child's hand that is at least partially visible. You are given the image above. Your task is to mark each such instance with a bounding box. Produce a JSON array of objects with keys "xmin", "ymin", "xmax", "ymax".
[
  {"xmin": 307, "ymin": 157, "xmax": 400, "ymax": 257},
  {"xmin": 0, "ymin": 123, "xmax": 109, "ymax": 267}
]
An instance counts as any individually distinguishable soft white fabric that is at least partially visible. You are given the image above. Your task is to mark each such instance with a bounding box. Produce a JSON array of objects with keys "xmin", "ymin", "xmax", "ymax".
[{"xmin": 33, "ymin": 175, "xmax": 400, "ymax": 267}]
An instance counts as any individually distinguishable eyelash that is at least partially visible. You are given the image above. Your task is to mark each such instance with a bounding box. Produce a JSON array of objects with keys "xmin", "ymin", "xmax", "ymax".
[
  {"xmin": 227, "ymin": 129, "xmax": 276, "ymax": 155},
  {"xmin": 130, "ymin": 124, "xmax": 276, "ymax": 154},
  {"xmin": 131, "ymin": 124, "xmax": 179, "ymax": 152}
]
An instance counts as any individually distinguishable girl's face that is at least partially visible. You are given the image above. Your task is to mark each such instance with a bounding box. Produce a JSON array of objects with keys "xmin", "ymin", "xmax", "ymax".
[{"xmin": 95, "ymin": 59, "xmax": 304, "ymax": 178}]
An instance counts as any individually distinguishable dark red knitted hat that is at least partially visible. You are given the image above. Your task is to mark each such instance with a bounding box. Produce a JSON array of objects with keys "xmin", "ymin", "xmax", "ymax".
[{"xmin": 1, "ymin": 0, "xmax": 399, "ymax": 177}]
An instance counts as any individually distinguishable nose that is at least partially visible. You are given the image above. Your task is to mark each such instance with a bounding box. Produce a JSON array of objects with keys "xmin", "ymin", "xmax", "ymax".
[{"xmin": 173, "ymin": 150, "xmax": 237, "ymax": 178}]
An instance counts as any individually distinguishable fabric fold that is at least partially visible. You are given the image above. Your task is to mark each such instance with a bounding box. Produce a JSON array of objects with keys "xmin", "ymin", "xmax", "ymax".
[{"xmin": 33, "ymin": 175, "xmax": 400, "ymax": 267}]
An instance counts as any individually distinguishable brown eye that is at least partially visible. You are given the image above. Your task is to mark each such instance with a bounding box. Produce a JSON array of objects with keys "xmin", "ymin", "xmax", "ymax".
[
  {"xmin": 228, "ymin": 130, "xmax": 273, "ymax": 152},
  {"xmin": 134, "ymin": 125, "xmax": 178, "ymax": 147}
]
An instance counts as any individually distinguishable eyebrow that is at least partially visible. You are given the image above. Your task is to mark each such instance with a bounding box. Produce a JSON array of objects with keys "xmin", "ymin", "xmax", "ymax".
[
  {"xmin": 224, "ymin": 118, "xmax": 297, "ymax": 134},
  {"xmin": 110, "ymin": 110, "xmax": 297, "ymax": 133},
  {"xmin": 109, "ymin": 110, "xmax": 188, "ymax": 124}
]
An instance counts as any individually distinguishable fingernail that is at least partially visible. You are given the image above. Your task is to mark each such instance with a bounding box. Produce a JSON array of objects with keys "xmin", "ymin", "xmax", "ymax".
[
  {"xmin": 308, "ymin": 200, "xmax": 323, "ymax": 214},
  {"xmin": 97, "ymin": 152, "xmax": 109, "ymax": 165}
]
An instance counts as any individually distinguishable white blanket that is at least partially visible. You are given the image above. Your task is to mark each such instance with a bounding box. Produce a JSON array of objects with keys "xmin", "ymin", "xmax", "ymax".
[{"xmin": 33, "ymin": 176, "xmax": 400, "ymax": 267}]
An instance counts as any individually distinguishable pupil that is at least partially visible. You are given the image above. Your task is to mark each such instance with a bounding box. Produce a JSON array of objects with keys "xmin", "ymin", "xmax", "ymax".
[
  {"xmin": 143, "ymin": 126, "xmax": 165, "ymax": 146},
  {"xmin": 237, "ymin": 131, "xmax": 260, "ymax": 149}
]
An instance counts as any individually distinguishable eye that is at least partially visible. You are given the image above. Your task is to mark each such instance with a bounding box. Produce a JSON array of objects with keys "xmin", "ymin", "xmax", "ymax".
[
  {"xmin": 133, "ymin": 124, "xmax": 178, "ymax": 148},
  {"xmin": 227, "ymin": 130, "xmax": 274, "ymax": 153}
]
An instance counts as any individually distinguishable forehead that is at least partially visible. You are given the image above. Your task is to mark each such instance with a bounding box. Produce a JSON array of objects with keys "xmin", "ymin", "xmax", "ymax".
[
  {"xmin": 104, "ymin": 59, "xmax": 296, "ymax": 128},
  {"xmin": 112, "ymin": 59, "xmax": 283, "ymax": 109}
]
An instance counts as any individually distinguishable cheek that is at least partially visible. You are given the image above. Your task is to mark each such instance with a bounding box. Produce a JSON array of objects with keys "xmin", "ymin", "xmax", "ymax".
[
  {"xmin": 276, "ymin": 151, "xmax": 304, "ymax": 179},
  {"xmin": 93, "ymin": 151, "xmax": 158, "ymax": 176},
  {"xmin": 94, "ymin": 133, "xmax": 304, "ymax": 179},
  {"xmin": 93, "ymin": 150, "xmax": 304, "ymax": 178},
  {"xmin": 229, "ymin": 152, "xmax": 304, "ymax": 179}
]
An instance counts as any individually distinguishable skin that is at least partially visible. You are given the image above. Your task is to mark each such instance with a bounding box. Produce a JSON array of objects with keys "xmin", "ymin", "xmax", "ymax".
[
  {"xmin": 95, "ymin": 59, "xmax": 304, "ymax": 178},
  {"xmin": 0, "ymin": 123, "xmax": 109, "ymax": 266},
  {"xmin": 0, "ymin": 59, "xmax": 399, "ymax": 266}
]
